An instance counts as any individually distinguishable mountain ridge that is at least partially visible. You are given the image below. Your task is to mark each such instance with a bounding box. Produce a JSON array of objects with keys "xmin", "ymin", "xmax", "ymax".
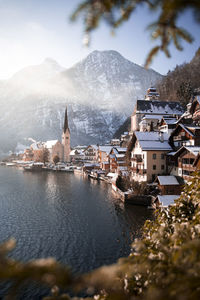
[{"xmin": 0, "ymin": 50, "xmax": 163, "ymax": 155}]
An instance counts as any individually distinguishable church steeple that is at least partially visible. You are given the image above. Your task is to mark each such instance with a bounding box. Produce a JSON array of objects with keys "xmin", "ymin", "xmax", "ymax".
[
  {"xmin": 63, "ymin": 106, "xmax": 70, "ymax": 133},
  {"xmin": 62, "ymin": 106, "xmax": 71, "ymax": 162}
]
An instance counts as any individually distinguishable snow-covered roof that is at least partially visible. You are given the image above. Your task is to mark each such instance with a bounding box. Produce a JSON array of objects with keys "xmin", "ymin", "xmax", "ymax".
[
  {"xmin": 157, "ymin": 176, "xmax": 179, "ymax": 185},
  {"xmin": 174, "ymin": 146, "xmax": 200, "ymax": 157},
  {"xmin": 167, "ymin": 152, "xmax": 176, "ymax": 156},
  {"xmin": 136, "ymin": 100, "xmax": 184, "ymax": 115},
  {"xmin": 70, "ymin": 149, "xmax": 84, "ymax": 156},
  {"xmin": 99, "ymin": 146, "xmax": 113, "ymax": 154},
  {"xmin": 134, "ymin": 132, "xmax": 171, "ymax": 151},
  {"xmin": 139, "ymin": 140, "xmax": 172, "ymax": 151},
  {"xmin": 90, "ymin": 145, "xmax": 99, "ymax": 150},
  {"xmin": 142, "ymin": 115, "xmax": 163, "ymax": 120},
  {"xmin": 45, "ymin": 140, "xmax": 59, "ymax": 149},
  {"xmin": 162, "ymin": 118, "xmax": 177, "ymax": 125},
  {"xmin": 135, "ymin": 131, "xmax": 169, "ymax": 141},
  {"xmin": 31, "ymin": 142, "xmax": 44, "ymax": 150},
  {"xmin": 114, "ymin": 147, "xmax": 127, "ymax": 153},
  {"xmin": 116, "ymin": 154, "xmax": 125, "ymax": 158},
  {"xmin": 185, "ymin": 146, "xmax": 200, "ymax": 156},
  {"xmin": 157, "ymin": 195, "xmax": 179, "ymax": 207}
]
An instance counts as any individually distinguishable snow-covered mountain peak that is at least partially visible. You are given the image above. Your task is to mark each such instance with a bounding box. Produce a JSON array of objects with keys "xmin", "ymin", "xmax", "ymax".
[{"xmin": 0, "ymin": 50, "xmax": 163, "ymax": 153}]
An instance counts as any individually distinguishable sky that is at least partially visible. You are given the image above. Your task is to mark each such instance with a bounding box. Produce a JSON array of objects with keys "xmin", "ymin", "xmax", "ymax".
[{"xmin": 0, "ymin": 0, "xmax": 199, "ymax": 79}]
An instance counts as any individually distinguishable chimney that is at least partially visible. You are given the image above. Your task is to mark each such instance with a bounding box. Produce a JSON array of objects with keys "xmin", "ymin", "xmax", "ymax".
[{"xmin": 159, "ymin": 131, "xmax": 164, "ymax": 143}]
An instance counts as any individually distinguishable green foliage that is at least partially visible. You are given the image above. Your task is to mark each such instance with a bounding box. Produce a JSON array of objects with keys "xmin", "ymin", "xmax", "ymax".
[
  {"xmin": 71, "ymin": 0, "xmax": 200, "ymax": 67},
  {"xmin": 1, "ymin": 173, "xmax": 200, "ymax": 299}
]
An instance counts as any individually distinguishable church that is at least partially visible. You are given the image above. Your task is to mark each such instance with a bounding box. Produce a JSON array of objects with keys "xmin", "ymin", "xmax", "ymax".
[
  {"xmin": 61, "ymin": 106, "xmax": 71, "ymax": 162},
  {"xmin": 43, "ymin": 106, "xmax": 71, "ymax": 163},
  {"xmin": 24, "ymin": 107, "xmax": 71, "ymax": 163}
]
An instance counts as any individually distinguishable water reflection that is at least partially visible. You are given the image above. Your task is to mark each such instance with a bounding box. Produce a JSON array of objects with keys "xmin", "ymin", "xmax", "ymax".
[{"xmin": 0, "ymin": 167, "xmax": 153, "ymax": 298}]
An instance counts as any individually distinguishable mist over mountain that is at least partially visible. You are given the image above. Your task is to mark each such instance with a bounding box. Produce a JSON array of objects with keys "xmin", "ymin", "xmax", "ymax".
[{"xmin": 0, "ymin": 50, "xmax": 162, "ymax": 155}]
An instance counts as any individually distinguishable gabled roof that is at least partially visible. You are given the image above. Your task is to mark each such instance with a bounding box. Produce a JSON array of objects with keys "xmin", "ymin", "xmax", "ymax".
[
  {"xmin": 99, "ymin": 146, "xmax": 113, "ymax": 154},
  {"xmin": 135, "ymin": 131, "xmax": 169, "ymax": 141},
  {"xmin": 157, "ymin": 195, "xmax": 179, "ymax": 207},
  {"xmin": 114, "ymin": 147, "xmax": 127, "ymax": 153},
  {"xmin": 135, "ymin": 100, "xmax": 184, "ymax": 115},
  {"xmin": 133, "ymin": 131, "xmax": 171, "ymax": 151},
  {"xmin": 142, "ymin": 114, "xmax": 163, "ymax": 120},
  {"xmin": 85, "ymin": 144, "xmax": 98, "ymax": 151},
  {"xmin": 173, "ymin": 146, "xmax": 200, "ymax": 157},
  {"xmin": 170, "ymin": 123, "xmax": 195, "ymax": 138},
  {"xmin": 156, "ymin": 175, "xmax": 179, "ymax": 185},
  {"xmin": 139, "ymin": 140, "xmax": 172, "ymax": 151}
]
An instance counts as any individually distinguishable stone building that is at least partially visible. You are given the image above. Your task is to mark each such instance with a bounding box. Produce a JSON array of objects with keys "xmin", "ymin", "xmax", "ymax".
[{"xmin": 44, "ymin": 140, "xmax": 63, "ymax": 163}]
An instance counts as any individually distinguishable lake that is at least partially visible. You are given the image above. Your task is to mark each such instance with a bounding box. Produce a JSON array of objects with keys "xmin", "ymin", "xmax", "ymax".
[{"xmin": 0, "ymin": 166, "xmax": 153, "ymax": 298}]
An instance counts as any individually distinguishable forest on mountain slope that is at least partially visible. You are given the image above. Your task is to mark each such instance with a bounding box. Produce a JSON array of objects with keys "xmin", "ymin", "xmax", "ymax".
[{"xmin": 156, "ymin": 48, "xmax": 200, "ymax": 108}]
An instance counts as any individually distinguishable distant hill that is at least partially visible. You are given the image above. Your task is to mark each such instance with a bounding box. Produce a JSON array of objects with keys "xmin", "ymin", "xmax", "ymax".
[{"xmin": 156, "ymin": 48, "xmax": 200, "ymax": 108}]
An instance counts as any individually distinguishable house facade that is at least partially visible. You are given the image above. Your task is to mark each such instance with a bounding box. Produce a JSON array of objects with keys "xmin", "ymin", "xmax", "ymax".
[
  {"xmin": 172, "ymin": 146, "xmax": 200, "ymax": 181},
  {"xmin": 131, "ymin": 87, "xmax": 184, "ymax": 132},
  {"xmin": 130, "ymin": 132, "xmax": 172, "ymax": 182},
  {"xmin": 84, "ymin": 145, "xmax": 98, "ymax": 162}
]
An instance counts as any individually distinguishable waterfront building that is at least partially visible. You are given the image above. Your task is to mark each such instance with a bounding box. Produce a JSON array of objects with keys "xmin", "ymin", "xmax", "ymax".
[
  {"xmin": 62, "ymin": 107, "xmax": 71, "ymax": 162},
  {"xmin": 84, "ymin": 145, "xmax": 98, "ymax": 162},
  {"xmin": 30, "ymin": 142, "xmax": 44, "ymax": 162},
  {"xmin": 98, "ymin": 146, "xmax": 113, "ymax": 164},
  {"xmin": 70, "ymin": 149, "xmax": 85, "ymax": 162},
  {"xmin": 109, "ymin": 147, "xmax": 127, "ymax": 173},
  {"xmin": 129, "ymin": 131, "xmax": 172, "ymax": 182},
  {"xmin": 44, "ymin": 140, "xmax": 63, "ymax": 163}
]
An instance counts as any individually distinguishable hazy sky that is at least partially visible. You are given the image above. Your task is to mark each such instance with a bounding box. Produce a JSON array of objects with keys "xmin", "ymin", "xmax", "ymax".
[{"xmin": 0, "ymin": 0, "xmax": 199, "ymax": 79}]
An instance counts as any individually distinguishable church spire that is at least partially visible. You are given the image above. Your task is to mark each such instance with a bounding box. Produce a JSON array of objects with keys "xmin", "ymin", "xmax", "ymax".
[{"xmin": 63, "ymin": 106, "xmax": 70, "ymax": 133}]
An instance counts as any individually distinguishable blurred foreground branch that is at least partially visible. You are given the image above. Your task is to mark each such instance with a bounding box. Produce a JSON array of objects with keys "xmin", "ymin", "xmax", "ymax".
[{"xmin": 71, "ymin": 0, "xmax": 200, "ymax": 67}]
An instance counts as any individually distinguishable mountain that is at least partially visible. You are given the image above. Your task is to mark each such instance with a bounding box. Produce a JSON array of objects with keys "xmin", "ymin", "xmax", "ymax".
[{"xmin": 0, "ymin": 50, "xmax": 162, "ymax": 155}]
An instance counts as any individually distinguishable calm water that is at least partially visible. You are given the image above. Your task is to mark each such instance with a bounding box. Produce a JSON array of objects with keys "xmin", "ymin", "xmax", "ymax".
[{"xmin": 0, "ymin": 166, "xmax": 153, "ymax": 299}]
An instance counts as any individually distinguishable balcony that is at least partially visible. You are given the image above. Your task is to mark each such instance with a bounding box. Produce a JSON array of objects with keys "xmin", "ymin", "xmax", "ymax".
[
  {"xmin": 131, "ymin": 167, "xmax": 147, "ymax": 175},
  {"xmin": 131, "ymin": 155, "xmax": 143, "ymax": 162}
]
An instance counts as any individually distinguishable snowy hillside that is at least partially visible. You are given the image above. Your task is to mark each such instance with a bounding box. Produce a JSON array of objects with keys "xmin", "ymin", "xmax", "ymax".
[{"xmin": 0, "ymin": 50, "xmax": 162, "ymax": 154}]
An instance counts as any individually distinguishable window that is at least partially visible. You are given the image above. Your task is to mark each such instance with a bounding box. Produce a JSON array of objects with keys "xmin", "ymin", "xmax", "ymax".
[
  {"xmin": 161, "ymin": 165, "xmax": 165, "ymax": 170},
  {"xmin": 153, "ymin": 165, "xmax": 156, "ymax": 170},
  {"xmin": 161, "ymin": 153, "xmax": 165, "ymax": 159},
  {"xmin": 153, "ymin": 153, "xmax": 156, "ymax": 159}
]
